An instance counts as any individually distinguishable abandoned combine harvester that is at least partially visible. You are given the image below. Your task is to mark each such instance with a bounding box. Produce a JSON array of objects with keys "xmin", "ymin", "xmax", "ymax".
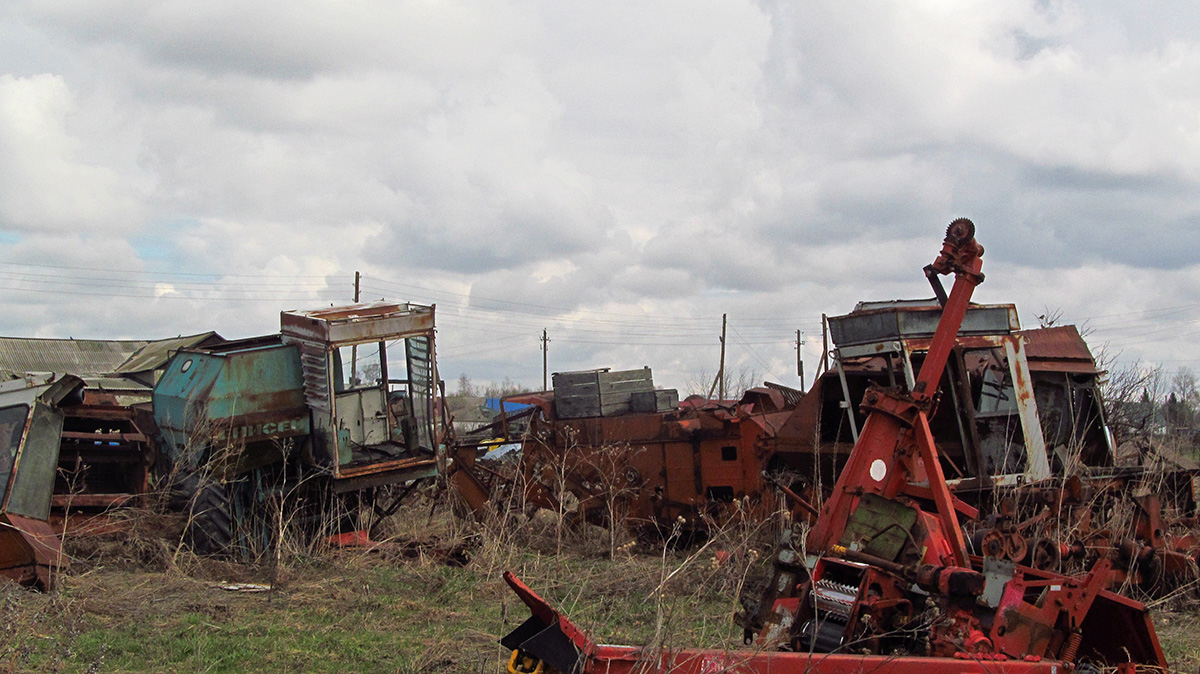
[
  {"xmin": 450, "ymin": 366, "xmax": 803, "ymax": 535},
  {"xmin": 786, "ymin": 304, "xmax": 1114, "ymax": 491},
  {"xmin": 153, "ymin": 302, "xmax": 445, "ymax": 556},
  {"xmin": 0, "ymin": 331, "xmax": 223, "ymax": 534},
  {"xmin": 0, "ymin": 373, "xmax": 84, "ymax": 589},
  {"xmin": 502, "ymin": 220, "xmax": 1169, "ymax": 674},
  {"xmin": 792, "ymin": 301, "xmax": 1200, "ymax": 593}
]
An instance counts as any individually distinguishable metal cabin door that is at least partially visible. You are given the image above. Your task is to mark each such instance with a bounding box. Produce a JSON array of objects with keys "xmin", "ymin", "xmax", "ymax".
[
  {"xmin": 333, "ymin": 342, "xmax": 390, "ymax": 461},
  {"xmin": 405, "ymin": 335, "xmax": 435, "ymax": 453}
]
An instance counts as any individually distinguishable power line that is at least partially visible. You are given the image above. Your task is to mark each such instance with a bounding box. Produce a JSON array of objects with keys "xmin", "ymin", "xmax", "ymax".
[
  {"xmin": 0, "ymin": 271, "xmax": 339, "ymax": 290},
  {"xmin": 362, "ymin": 275, "xmax": 819, "ymax": 324},
  {"xmin": 12, "ymin": 259, "xmax": 1200, "ymax": 368},
  {"xmin": 0, "ymin": 285, "xmax": 345, "ymax": 301},
  {"xmin": 0, "ymin": 260, "xmax": 347, "ymax": 279}
]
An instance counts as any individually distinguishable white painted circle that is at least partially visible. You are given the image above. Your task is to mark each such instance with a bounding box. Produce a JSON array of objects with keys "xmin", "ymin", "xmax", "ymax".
[{"xmin": 869, "ymin": 459, "xmax": 887, "ymax": 482}]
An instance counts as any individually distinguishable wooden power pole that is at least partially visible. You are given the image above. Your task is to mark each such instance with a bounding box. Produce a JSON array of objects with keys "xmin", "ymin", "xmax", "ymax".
[
  {"xmin": 707, "ymin": 314, "xmax": 728, "ymax": 400},
  {"xmin": 351, "ymin": 271, "xmax": 361, "ymax": 384},
  {"xmin": 541, "ymin": 328, "xmax": 550, "ymax": 391},
  {"xmin": 797, "ymin": 329, "xmax": 805, "ymax": 391},
  {"xmin": 718, "ymin": 314, "xmax": 727, "ymax": 400}
]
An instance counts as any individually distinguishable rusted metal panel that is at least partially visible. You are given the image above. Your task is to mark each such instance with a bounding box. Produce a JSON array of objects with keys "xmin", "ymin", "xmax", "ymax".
[
  {"xmin": 829, "ymin": 301, "xmax": 1019, "ymax": 347},
  {"xmin": 280, "ymin": 302, "xmax": 434, "ymax": 345},
  {"xmin": 1004, "ymin": 336, "xmax": 1051, "ymax": 481},
  {"xmin": 1017, "ymin": 325, "xmax": 1100, "ymax": 373},
  {"xmin": 208, "ymin": 413, "xmax": 310, "ymax": 443},
  {"xmin": 153, "ymin": 341, "xmax": 308, "ymax": 470},
  {"xmin": 331, "ymin": 456, "xmax": 439, "ymax": 493},
  {"xmin": 0, "ymin": 513, "xmax": 62, "ymax": 589}
]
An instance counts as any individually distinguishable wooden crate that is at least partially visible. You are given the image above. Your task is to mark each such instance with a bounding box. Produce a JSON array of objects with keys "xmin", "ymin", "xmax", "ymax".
[
  {"xmin": 630, "ymin": 388, "xmax": 680, "ymax": 414},
  {"xmin": 552, "ymin": 368, "xmax": 655, "ymax": 419}
]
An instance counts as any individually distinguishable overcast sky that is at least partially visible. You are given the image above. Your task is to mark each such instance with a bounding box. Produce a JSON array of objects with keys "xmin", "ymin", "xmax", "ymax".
[{"xmin": 2, "ymin": 1, "xmax": 1199, "ymax": 393}]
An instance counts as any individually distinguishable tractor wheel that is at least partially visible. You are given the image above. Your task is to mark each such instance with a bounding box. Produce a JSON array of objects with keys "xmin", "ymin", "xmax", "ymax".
[{"xmin": 184, "ymin": 480, "xmax": 235, "ymax": 557}]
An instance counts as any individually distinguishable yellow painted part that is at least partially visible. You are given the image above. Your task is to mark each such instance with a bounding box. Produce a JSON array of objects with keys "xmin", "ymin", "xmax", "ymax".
[{"xmin": 507, "ymin": 650, "xmax": 544, "ymax": 674}]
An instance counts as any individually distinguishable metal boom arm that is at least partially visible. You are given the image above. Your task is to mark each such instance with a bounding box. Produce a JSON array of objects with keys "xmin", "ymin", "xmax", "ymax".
[{"xmin": 806, "ymin": 218, "xmax": 984, "ymax": 566}]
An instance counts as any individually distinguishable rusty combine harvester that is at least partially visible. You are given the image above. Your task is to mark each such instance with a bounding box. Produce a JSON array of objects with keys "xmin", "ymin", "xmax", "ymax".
[
  {"xmin": 450, "ymin": 317, "xmax": 1122, "ymax": 537},
  {"xmin": 450, "ymin": 366, "xmax": 813, "ymax": 535},
  {"xmin": 0, "ymin": 373, "xmax": 84, "ymax": 589},
  {"xmin": 153, "ymin": 302, "xmax": 445, "ymax": 556},
  {"xmin": 794, "ymin": 301, "xmax": 1200, "ymax": 594},
  {"xmin": 501, "ymin": 220, "xmax": 1170, "ymax": 674},
  {"xmin": 0, "ymin": 332, "xmax": 223, "ymax": 534},
  {"xmin": 790, "ymin": 304, "xmax": 1114, "ymax": 491},
  {"xmin": 0, "ymin": 302, "xmax": 447, "ymax": 566}
]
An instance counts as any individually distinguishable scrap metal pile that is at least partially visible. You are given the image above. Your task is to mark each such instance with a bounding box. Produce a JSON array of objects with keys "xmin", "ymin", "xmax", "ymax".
[
  {"xmin": 501, "ymin": 220, "xmax": 1172, "ymax": 674},
  {"xmin": 0, "ymin": 373, "xmax": 84, "ymax": 589},
  {"xmin": 0, "ymin": 209, "xmax": 1195, "ymax": 629},
  {"xmin": 450, "ymin": 366, "xmax": 802, "ymax": 536},
  {"xmin": 452, "ymin": 249, "xmax": 1199, "ymax": 600},
  {"xmin": 0, "ymin": 302, "xmax": 448, "ymax": 587}
]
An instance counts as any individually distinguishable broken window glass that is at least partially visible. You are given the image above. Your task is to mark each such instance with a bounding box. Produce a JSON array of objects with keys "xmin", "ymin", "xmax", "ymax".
[
  {"xmin": 0, "ymin": 405, "xmax": 28, "ymax": 508},
  {"xmin": 333, "ymin": 342, "xmax": 386, "ymax": 391}
]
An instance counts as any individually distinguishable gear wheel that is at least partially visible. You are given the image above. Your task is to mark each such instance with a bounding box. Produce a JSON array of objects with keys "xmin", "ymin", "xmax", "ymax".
[{"xmin": 945, "ymin": 218, "xmax": 975, "ymax": 243}]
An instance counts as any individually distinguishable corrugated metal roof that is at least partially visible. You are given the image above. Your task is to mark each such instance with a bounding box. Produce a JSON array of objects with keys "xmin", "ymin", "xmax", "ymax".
[
  {"xmin": 1017, "ymin": 325, "xmax": 1098, "ymax": 373},
  {"xmin": 0, "ymin": 338, "xmax": 148, "ymax": 376},
  {"xmin": 114, "ymin": 332, "xmax": 220, "ymax": 374},
  {"xmin": 0, "ymin": 332, "xmax": 222, "ymax": 378}
]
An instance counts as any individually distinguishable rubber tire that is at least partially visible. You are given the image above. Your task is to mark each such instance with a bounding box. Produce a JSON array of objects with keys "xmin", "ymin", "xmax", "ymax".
[{"xmin": 185, "ymin": 480, "xmax": 235, "ymax": 557}]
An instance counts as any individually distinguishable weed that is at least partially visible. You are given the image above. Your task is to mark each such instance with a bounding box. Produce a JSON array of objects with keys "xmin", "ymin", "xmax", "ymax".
[{"xmin": 14, "ymin": 474, "xmax": 1200, "ymax": 673}]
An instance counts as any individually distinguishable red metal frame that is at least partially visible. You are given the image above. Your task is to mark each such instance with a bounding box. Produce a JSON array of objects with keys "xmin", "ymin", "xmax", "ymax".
[
  {"xmin": 502, "ymin": 572, "xmax": 1143, "ymax": 674},
  {"xmin": 500, "ymin": 220, "xmax": 1169, "ymax": 674},
  {"xmin": 807, "ymin": 220, "xmax": 983, "ymax": 567}
]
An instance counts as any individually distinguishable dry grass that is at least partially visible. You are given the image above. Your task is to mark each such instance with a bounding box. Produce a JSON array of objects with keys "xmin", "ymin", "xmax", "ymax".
[
  {"xmin": 1, "ymin": 490, "xmax": 775, "ymax": 673},
  {"xmin": 1153, "ymin": 611, "xmax": 1200, "ymax": 674},
  {"xmin": 4, "ymin": 483, "xmax": 1198, "ymax": 673}
]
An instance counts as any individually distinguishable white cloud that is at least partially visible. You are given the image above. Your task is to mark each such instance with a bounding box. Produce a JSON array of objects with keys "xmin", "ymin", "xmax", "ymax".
[
  {"xmin": 0, "ymin": 73, "xmax": 143, "ymax": 232},
  {"xmin": 1, "ymin": 1, "xmax": 1200, "ymax": 386}
]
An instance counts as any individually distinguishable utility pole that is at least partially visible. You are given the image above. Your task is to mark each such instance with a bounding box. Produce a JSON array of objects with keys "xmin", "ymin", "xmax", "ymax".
[
  {"xmin": 718, "ymin": 313, "xmax": 727, "ymax": 400},
  {"xmin": 351, "ymin": 271, "xmax": 361, "ymax": 385},
  {"xmin": 820, "ymin": 314, "xmax": 830, "ymax": 377},
  {"xmin": 797, "ymin": 329, "xmax": 805, "ymax": 391},
  {"xmin": 707, "ymin": 314, "xmax": 729, "ymax": 400},
  {"xmin": 541, "ymin": 328, "xmax": 550, "ymax": 391},
  {"xmin": 715, "ymin": 314, "xmax": 724, "ymax": 400}
]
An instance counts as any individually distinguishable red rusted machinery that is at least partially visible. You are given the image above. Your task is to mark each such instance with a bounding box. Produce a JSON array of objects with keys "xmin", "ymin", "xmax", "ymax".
[
  {"xmin": 450, "ymin": 380, "xmax": 800, "ymax": 536},
  {"xmin": 450, "ymin": 300, "xmax": 1154, "ymax": 545},
  {"xmin": 501, "ymin": 220, "xmax": 1169, "ymax": 673},
  {"xmin": 0, "ymin": 373, "xmax": 85, "ymax": 589},
  {"xmin": 969, "ymin": 478, "xmax": 1200, "ymax": 595}
]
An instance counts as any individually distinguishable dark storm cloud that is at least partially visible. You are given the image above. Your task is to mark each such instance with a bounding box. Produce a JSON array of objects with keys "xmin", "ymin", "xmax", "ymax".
[{"xmin": 944, "ymin": 155, "xmax": 1200, "ymax": 270}]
